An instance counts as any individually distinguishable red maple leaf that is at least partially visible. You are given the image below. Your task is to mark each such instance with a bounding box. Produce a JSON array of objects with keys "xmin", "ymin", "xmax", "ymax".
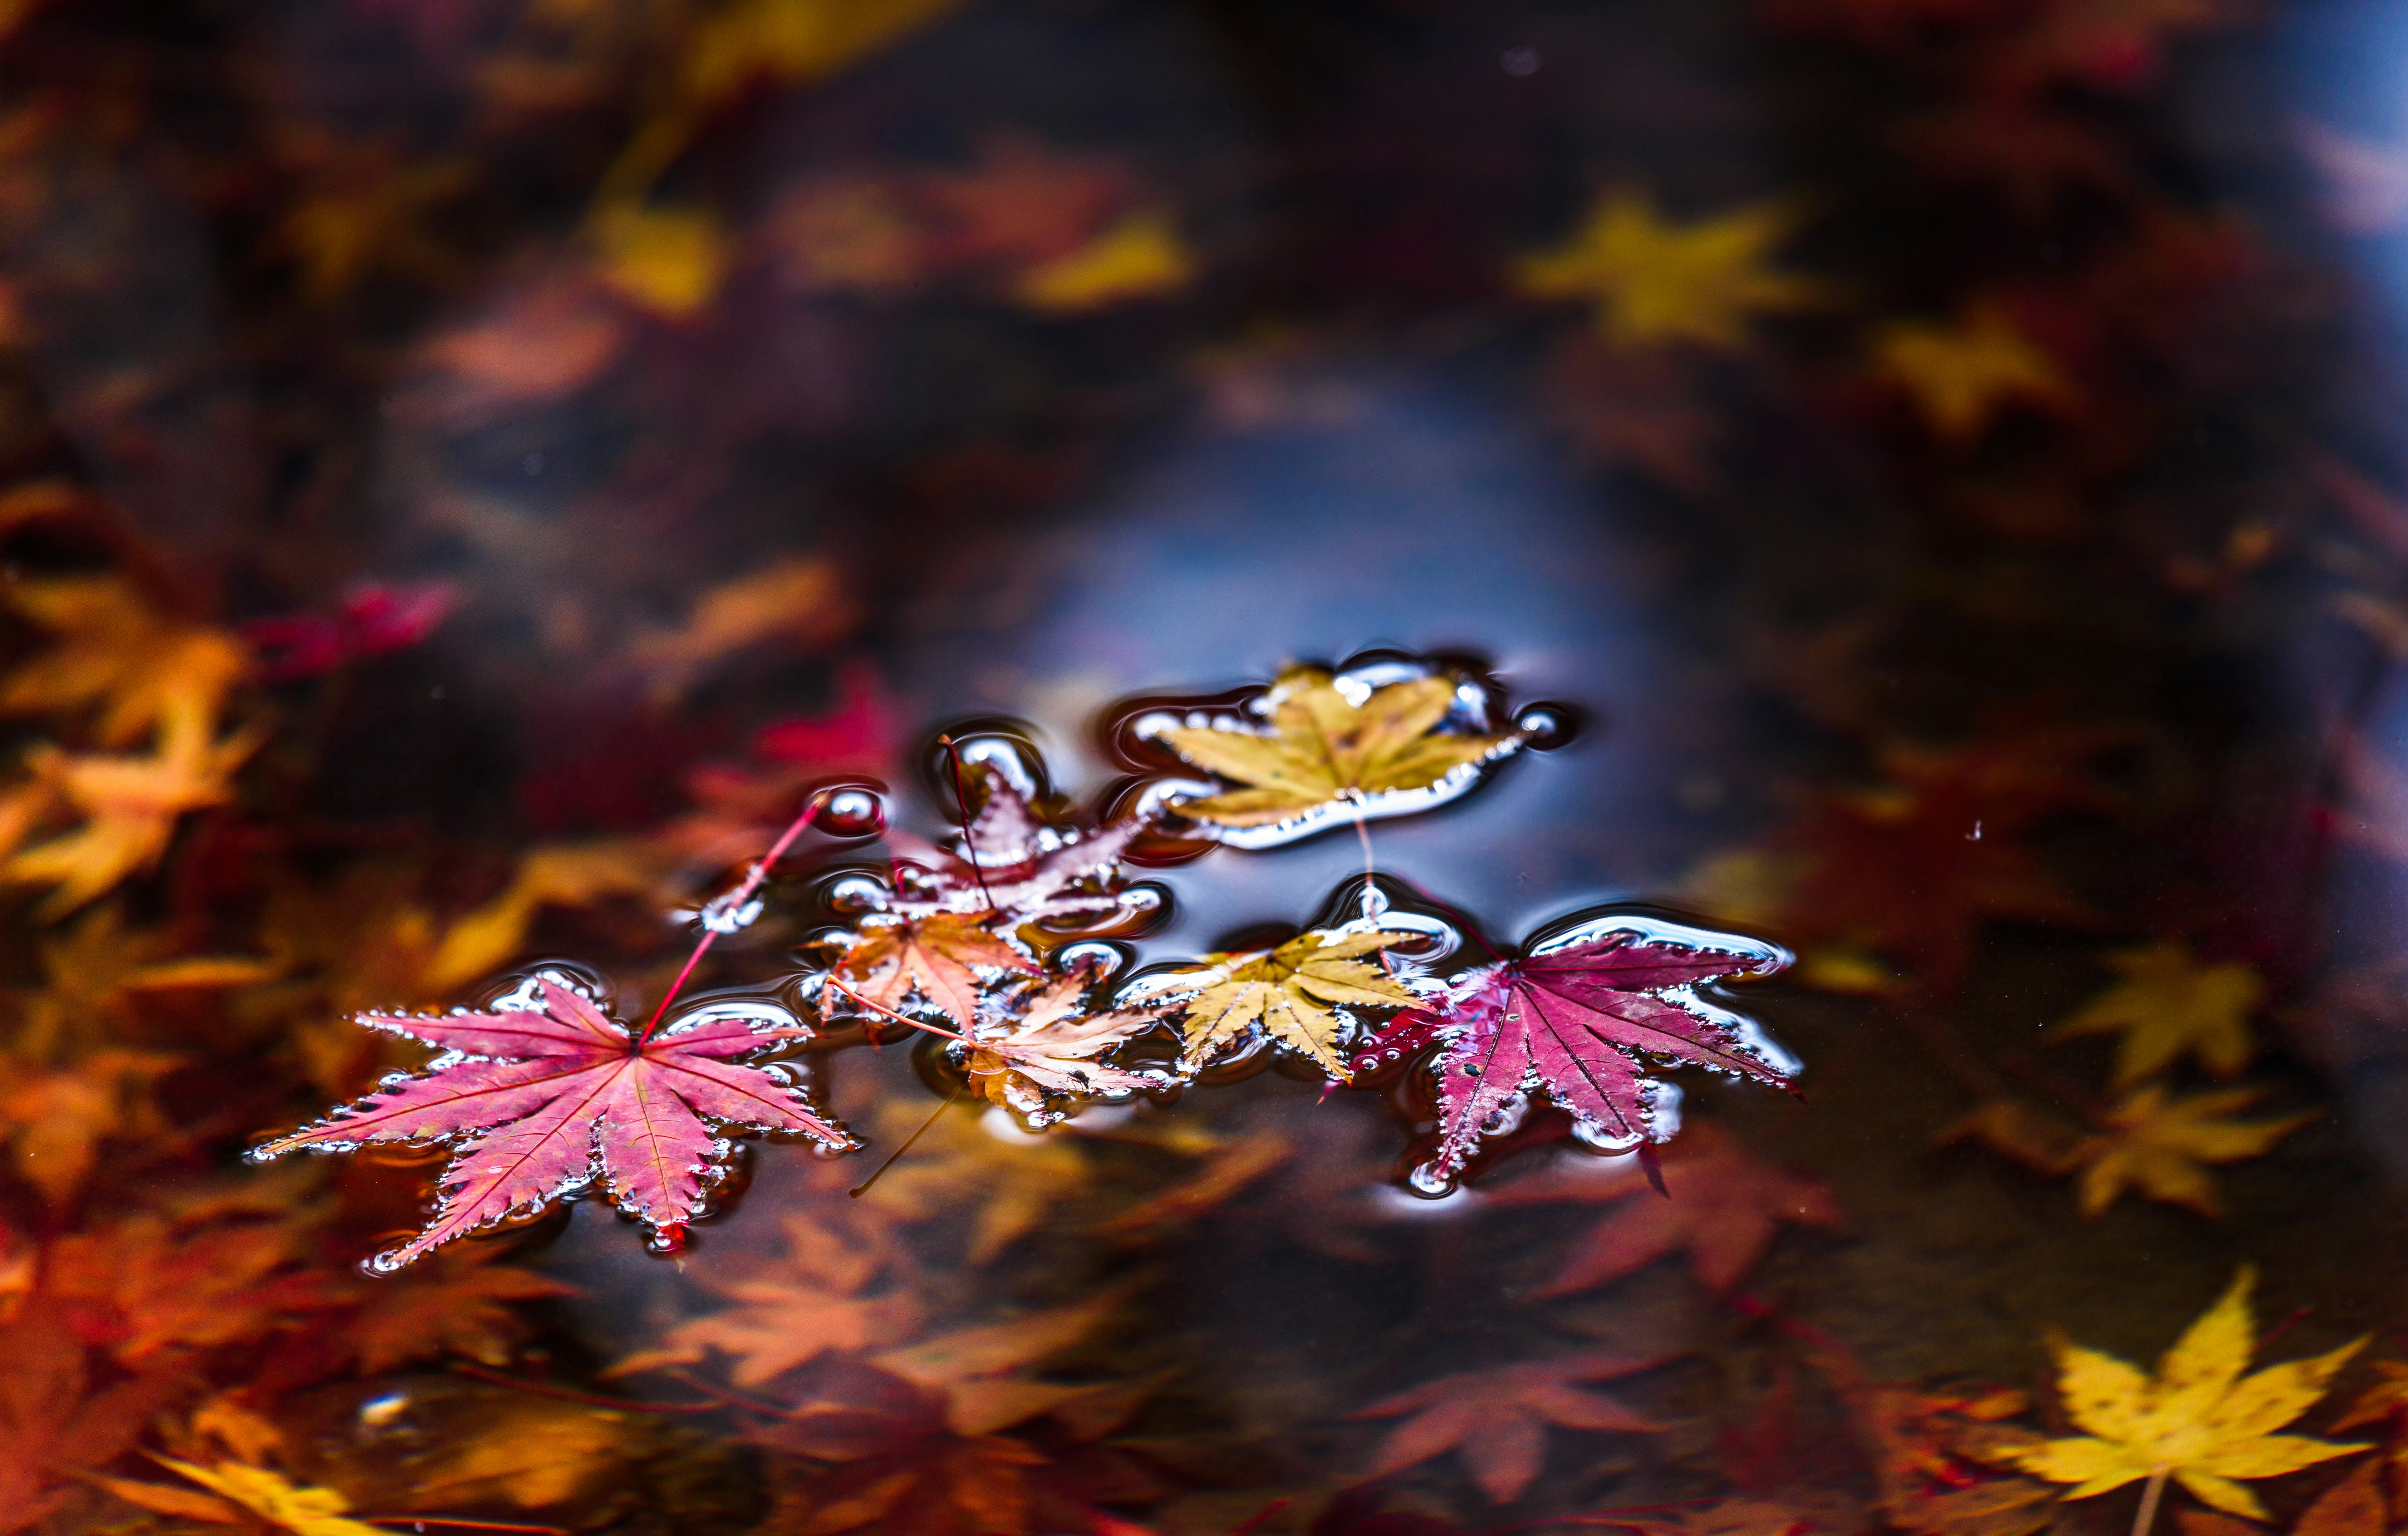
[
  {"xmin": 253, "ymin": 977, "xmax": 852, "ymax": 1267},
  {"xmin": 1490, "ymin": 1123, "xmax": 1844, "ymax": 1294},
  {"xmin": 1354, "ymin": 920, "xmax": 1794, "ymax": 1181}
]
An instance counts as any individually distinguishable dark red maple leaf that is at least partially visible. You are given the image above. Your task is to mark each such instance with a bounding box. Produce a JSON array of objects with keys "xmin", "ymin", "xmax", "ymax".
[
  {"xmin": 884, "ymin": 767, "xmax": 1154, "ymax": 929},
  {"xmin": 253, "ymin": 977, "xmax": 852, "ymax": 1267},
  {"xmin": 1490, "ymin": 1123, "xmax": 1844, "ymax": 1294},
  {"xmin": 1354, "ymin": 920, "xmax": 1794, "ymax": 1182},
  {"xmin": 244, "ymin": 581, "xmax": 457, "ymax": 683}
]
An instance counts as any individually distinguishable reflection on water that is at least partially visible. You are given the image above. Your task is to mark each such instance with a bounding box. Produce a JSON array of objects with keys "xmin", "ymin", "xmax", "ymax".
[{"xmin": 14, "ymin": 0, "xmax": 2408, "ymax": 1534}]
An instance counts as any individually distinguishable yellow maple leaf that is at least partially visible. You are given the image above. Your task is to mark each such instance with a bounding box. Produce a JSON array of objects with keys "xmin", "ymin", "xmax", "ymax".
[
  {"xmin": 401, "ymin": 1400, "xmax": 628, "ymax": 1509},
  {"xmin": 627, "ymin": 556, "xmax": 859, "ymax": 704},
  {"xmin": 428, "ymin": 839, "xmax": 672, "ymax": 989},
  {"xmin": 679, "ymin": 0, "xmax": 963, "ymax": 102},
  {"xmin": 835, "ymin": 911, "xmax": 1040, "ymax": 1030},
  {"xmin": 1011, "ymin": 211, "xmax": 1195, "ymax": 312},
  {"xmin": 1513, "ymin": 189, "xmax": 1822, "ymax": 350},
  {"xmin": 2049, "ymin": 945, "xmax": 2263, "ymax": 1087},
  {"xmin": 2071, "ymin": 1084, "xmax": 2309, "ymax": 1218},
  {"xmin": 1165, "ymin": 929, "xmax": 1417, "ymax": 1076},
  {"xmin": 1, "ymin": 576, "xmax": 248, "ymax": 747},
  {"xmin": 2006, "ymin": 1268, "xmax": 2365, "ymax": 1523},
  {"xmin": 1158, "ymin": 664, "xmax": 1520, "ymax": 828},
  {"xmin": 143, "ymin": 1456, "xmax": 386, "ymax": 1536},
  {"xmin": 3, "ymin": 709, "xmax": 267, "ymax": 919},
  {"xmin": 856, "ymin": 1100, "xmax": 1091, "ymax": 1264},
  {"xmin": 590, "ymin": 200, "xmax": 728, "ymax": 316},
  {"xmin": 1872, "ymin": 305, "xmax": 2078, "ymax": 442}
]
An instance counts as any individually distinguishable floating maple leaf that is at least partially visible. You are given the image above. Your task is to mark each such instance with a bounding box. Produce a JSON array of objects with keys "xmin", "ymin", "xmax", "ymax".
[
  {"xmin": 1491, "ymin": 1123, "xmax": 1843, "ymax": 1294},
  {"xmin": 2047, "ymin": 945, "xmax": 2261, "ymax": 1087},
  {"xmin": 1354, "ymin": 918, "xmax": 1793, "ymax": 1182},
  {"xmin": 834, "ymin": 911, "xmax": 1041, "ymax": 1030},
  {"xmin": 1159, "ymin": 927, "xmax": 1420, "ymax": 1077},
  {"xmin": 960, "ymin": 965, "xmax": 1172, "ymax": 1123},
  {"xmin": 1350, "ymin": 1351, "xmax": 1669, "ymax": 1504},
  {"xmin": 2005, "ymin": 1267, "xmax": 2365, "ymax": 1522},
  {"xmin": 252, "ymin": 976, "xmax": 852, "ymax": 1267},
  {"xmin": 1149, "ymin": 663, "xmax": 1521, "ymax": 835},
  {"xmin": 885, "ymin": 767, "xmax": 1154, "ymax": 929}
]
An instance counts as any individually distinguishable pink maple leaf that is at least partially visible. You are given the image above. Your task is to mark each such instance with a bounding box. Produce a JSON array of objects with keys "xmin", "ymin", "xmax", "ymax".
[
  {"xmin": 252, "ymin": 977, "xmax": 852, "ymax": 1268},
  {"xmin": 1355, "ymin": 920, "xmax": 1794, "ymax": 1181}
]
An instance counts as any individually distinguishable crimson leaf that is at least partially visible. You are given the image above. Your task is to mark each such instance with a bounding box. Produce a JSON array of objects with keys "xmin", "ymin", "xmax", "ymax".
[
  {"xmin": 252, "ymin": 976, "xmax": 852, "ymax": 1268},
  {"xmin": 1354, "ymin": 919, "xmax": 1793, "ymax": 1182}
]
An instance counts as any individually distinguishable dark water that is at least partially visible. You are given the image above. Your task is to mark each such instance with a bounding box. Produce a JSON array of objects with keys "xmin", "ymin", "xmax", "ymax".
[{"xmin": 10, "ymin": 2, "xmax": 2408, "ymax": 1535}]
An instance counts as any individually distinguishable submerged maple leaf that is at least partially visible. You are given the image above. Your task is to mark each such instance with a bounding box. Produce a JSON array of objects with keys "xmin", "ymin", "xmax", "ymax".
[
  {"xmin": 1351, "ymin": 1351, "xmax": 1668, "ymax": 1504},
  {"xmin": 2047, "ymin": 945, "xmax": 2262, "ymax": 1087},
  {"xmin": 99, "ymin": 1457, "xmax": 384, "ymax": 1536},
  {"xmin": 1491, "ymin": 1122, "xmax": 1843, "ymax": 1294},
  {"xmin": 1163, "ymin": 928, "xmax": 1420, "ymax": 1077},
  {"xmin": 0, "ymin": 576, "xmax": 249, "ymax": 748},
  {"xmin": 1355, "ymin": 919, "xmax": 1793, "ymax": 1180},
  {"xmin": 835, "ymin": 911, "xmax": 1040, "ymax": 1029},
  {"xmin": 1513, "ymin": 191, "xmax": 1822, "ymax": 350},
  {"xmin": 1943, "ymin": 1085, "xmax": 2309, "ymax": 1218},
  {"xmin": 2006, "ymin": 1268, "xmax": 2365, "ymax": 1521},
  {"xmin": 613, "ymin": 1211, "xmax": 920, "ymax": 1387},
  {"xmin": 1872, "ymin": 305, "xmax": 2078, "ymax": 443},
  {"xmin": 1153, "ymin": 664, "xmax": 1520, "ymax": 830},
  {"xmin": 253, "ymin": 976, "xmax": 852, "ymax": 1267}
]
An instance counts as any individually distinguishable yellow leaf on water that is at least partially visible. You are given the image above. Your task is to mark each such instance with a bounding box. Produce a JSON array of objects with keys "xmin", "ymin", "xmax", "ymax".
[
  {"xmin": 1162, "ymin": 928, "xmax": 1418, "ymax": 1077},
  {"xmin": 2006, "ymin": 1269, "xmax": 2366, "ymax": 1521},
  {"xmin": 1012, "ymin": 211, "xmax": 1194, "ymax": 312},
  {"xmin": 1159, "ymin": 663, "xmax": 1520, "ymax": 827}
]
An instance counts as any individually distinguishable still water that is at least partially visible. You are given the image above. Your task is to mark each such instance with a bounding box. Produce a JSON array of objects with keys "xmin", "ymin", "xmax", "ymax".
[{"xmin": 5, "ymin": 2, "xmax": 2408, "ymax": 1535}]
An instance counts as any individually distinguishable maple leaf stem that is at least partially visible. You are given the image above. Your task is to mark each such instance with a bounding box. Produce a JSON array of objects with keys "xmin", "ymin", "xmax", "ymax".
[
  {"xmin": 2131, "ymin": 1464, "xmax": 2171, "ymax": 1536},
  {"xmin": 1353, "ymin": 802, "xmax": 1377, "ymax": 922},
  {"xmin": 823, "ymin": 979, "xmax": 971, "ymax": 1043},
  {"xmin": 636, "ymin": 792, "xmax": 827, "ymax": 1047},
  {"xmin": 850, "ymin": 1078, "xmax": 964, "ymax": 1198},
  {"xmin": 937, "ymin": 733, "xmax": 993, "ymax": 908}
]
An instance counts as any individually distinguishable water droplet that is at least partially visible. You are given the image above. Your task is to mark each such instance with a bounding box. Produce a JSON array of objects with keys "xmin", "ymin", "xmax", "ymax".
[
  {"xmin": 646, "ymin": 1224, "xmax": 688, "ymax": 1256},
  {"xmin": 1514, "ymin": 702, "xmax": 1578, "ymax": 749},
  {"xmin": 825, "ymin": 873, "xmax": 889, "ymax": 914},
  {"xmin": 820, "ymin": 789, "xmax": 885, "ymax": 837},
  {"xmin": 1406, "ymin": 1163, "xmax": 1455, "ymax": 1198}
]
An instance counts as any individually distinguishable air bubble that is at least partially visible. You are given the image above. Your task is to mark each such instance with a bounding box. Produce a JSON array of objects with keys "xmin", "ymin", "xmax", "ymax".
[
  {"xmin": 1514, "ymin": 702, "xmax": 1578, "ymax": 750},
  {"xmin": 1406, "ymin": 1163, "xmax": 1455, "ymax": 1198},
  {"xmin": 820, "ymin": 789, "xmax": 885, "ymax": 837},
  {"xmin": 824, "ymin": 873, "xmax": 889, "ymax": 914}
]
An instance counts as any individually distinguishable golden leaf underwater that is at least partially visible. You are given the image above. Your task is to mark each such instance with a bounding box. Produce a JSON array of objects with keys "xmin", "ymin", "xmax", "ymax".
[{"xmin": 2006, "ymin": 1267, "xmax": 2365, "ymax": 1521}]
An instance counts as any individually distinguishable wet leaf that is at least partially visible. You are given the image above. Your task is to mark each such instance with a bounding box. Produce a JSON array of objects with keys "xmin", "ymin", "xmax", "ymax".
[
  {"xmin": 1165, "ymin": 928, "xmax": 1419, "ymax": 1077},
  {"xmin": 1349, "ymin": 1351, "xmax": 1668, "ymax": 1504},
  {"xmin": 2006, "ymin": 1267, "xmax": 2365, "ymax": 1520},
  {"xmin": 1355, "ymin": 922, "xmax": 1792, "ymax": 1180},
  {"xmin": 836, "ymin": 912, "xmax": 1042, "ymax": 1030},
  {"xmin": 254, "ymin": 977, "xmax": 852, "ymax": 1266},
  {"xmin": 136, "ymin": 1456, "xmax": 385, "ymax": 1536},
  {"xmin": 963, "ymin": 965, "xmax": 1172, "ymax": 1122},
  {"xmin": 1156, "ymin": 664, "xmax": 1520, "ymax": 828},
  {"xmin": 2048, "ymin": 945, "xmax": 2262, "ymax": 1087}
]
